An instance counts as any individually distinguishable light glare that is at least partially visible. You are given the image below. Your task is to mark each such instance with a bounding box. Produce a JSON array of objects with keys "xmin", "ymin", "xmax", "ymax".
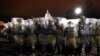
[{"xmin": 75, "ymin": 7, "xmax": 82, "ymax": 15}]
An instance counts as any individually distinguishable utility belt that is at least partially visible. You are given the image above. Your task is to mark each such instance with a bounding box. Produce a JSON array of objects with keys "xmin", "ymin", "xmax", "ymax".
[{"xmin": 66, "ymin": 37, "xmax": 79, "ymax": 46}]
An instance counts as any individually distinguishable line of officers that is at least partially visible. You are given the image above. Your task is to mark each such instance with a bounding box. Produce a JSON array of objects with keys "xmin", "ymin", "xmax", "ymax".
[{"xmin": 1, "ymin": 16, "xmax": 100, "ymax": 56}]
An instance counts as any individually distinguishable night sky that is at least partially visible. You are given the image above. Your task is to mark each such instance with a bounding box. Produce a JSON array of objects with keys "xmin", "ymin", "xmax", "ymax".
[{"xmin": 0, "ymin": 0, "xmax": 100, "ymax": 22}]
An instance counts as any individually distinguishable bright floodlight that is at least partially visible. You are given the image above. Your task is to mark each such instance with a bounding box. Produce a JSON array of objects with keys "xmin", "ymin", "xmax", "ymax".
[{"xmin": 75, "ymin": 7, "xmax": 82, "ymax": 15}]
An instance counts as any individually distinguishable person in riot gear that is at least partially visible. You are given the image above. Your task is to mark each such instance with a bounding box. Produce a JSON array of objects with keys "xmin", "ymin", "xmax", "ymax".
[
  {"xmin": 10, "ymin": 18, "xmax": 33, "ymax": 56},
  {"xmin": 78, "ymin": 16, "xmax": 88, "ymax": 56},
  {"xmin": 21, "ymin": 19, "xmax": 36, "ymax": 56},
  {"xmin": 34, "ymin": 18, "xmax": 44, "ymax": 56},
  {"xmin": 95, "ymin": 21, "xmax": 100, "ymax": 56},
  {"xmin": 44, "ymin": 18, "xmax": 57, "ymax": 56},
  {"xmin": 64, "ymin": 21, "xmax": 76, "ymax": 56},
  {"xmin": 78, "ymin": 16, "xmax": 95, "ymax": 56},
  {"xmin": 84, "ymin": 22, "xmax": 94, "ymax": 56},
  {"xmin": 54, "ymin": 18, "xmax": 65, "ymax": 56},
  {"xmin": 10, "ymin": 18, "xmax": 24, "ymax": 56},
  {"xmin": 78, "ymin": 16, "xmax": 86, "ymax": 47},
  {"xmin": 34, "ymin": 18, "xmax": 48, "ymax": 56},
  {"xmin": 6, "ymin": 22, "xmax": 16, "ymax": 43}
]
